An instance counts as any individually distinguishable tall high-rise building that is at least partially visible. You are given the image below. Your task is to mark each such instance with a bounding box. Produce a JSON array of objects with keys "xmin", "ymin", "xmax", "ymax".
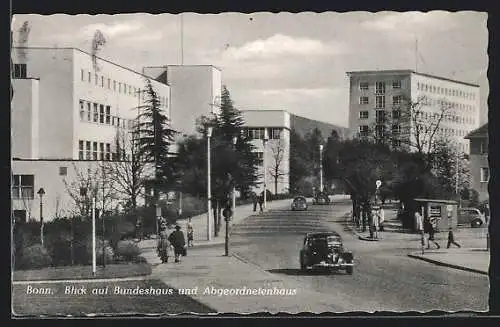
[{"xmin": 347, "ymin": 70, "xmax": 480, "ymax": 154}]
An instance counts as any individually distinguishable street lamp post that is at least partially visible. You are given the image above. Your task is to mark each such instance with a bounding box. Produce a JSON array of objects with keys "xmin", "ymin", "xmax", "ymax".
[
  {"xmin": 263, "ymin": 129, "xmax": 269, "ymax": 210},
  {"xmin": 37, "ymin": 188, "xmax": 45, "ymax": 247},
  {"xmin": 319, "ymin": 144, "xmax": 324, "ymax": 193},
  {"xmin": 92, "ymin": 196, "xmax": 96, "ymax": 276},
  {"xmin": 207, "ymin": 125, "xmax": 213, "ymax": 241},
  {"xmin": 232, "ymin": 135, "xmax": 237, "ymax": 220},
  {"xmin": 224, "ymin": 135, "xmax": 238, "ymax": 257}
]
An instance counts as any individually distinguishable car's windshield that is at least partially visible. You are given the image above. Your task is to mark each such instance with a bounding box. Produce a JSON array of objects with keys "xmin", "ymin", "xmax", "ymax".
[{"xmin": 294, "ymin": 197, "xmax": 306, "ymax": 203}]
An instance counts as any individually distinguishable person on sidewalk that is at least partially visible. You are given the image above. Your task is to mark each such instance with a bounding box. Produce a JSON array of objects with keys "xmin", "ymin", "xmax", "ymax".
[
  {"xmin": 157, "ymin": 223, "xmax": 170, "ymax": 263},
  {"xmin": 252, "ymin": 192, "xmax": 258, "ymax": 212},
  {"xmin": 425, "ymin": 217, "xmax": 440, "ymax": 249},
  {"xmin": 446, "ymin": 227, "xmax": 461, "ymax": 248},
  {"xmin": 187, "ymin": 219, "xmax": 194, "ymax": 248},
  {"xmin": 378, "ymin": 206, "xmax": 385, "ymax": 232},
  {"xmin": 258, "ymin": 192, "xmax": 264, "ymax": 213},
  {"xmin": 168, "ymin": 225, "xmax": 186, "ymax": 263}
]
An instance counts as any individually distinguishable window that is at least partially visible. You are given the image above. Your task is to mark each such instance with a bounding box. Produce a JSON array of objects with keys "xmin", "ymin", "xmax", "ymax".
[
  {"xmin": 113, "ymin": 80, "xmax": 116, "ymax": 91},
  {"xmin": 392, "ymin": 110, "xmax": 401, "ymax": 119},
  {"xmin": 107, "ymin": 78, "xmax": 111, "ymax": 89},
  {"xmin": 391, "ymin": 139, "xmax": 401, "ymax": 147},
  {"xmin": 79, "ymin": 100, "xmax": 85, "ymax": 121},
  {"xmin": 480, "ymin": 167, "xmax": 489, "ymax": 182},
  {"xmin": 93, "ymin": 103, "xmax": 99, "ymax": 122},
  {"xmin": 270, "ymin": 128, "xmax": 281, "ymax": 139},
  {"xmin": 105, "ymin": 106, "xmax": 111, "ymax": 124},
  {"xmin": 392, "ymin": 124, "xmax": 401, "ymax": 135},
  {"xmin": 101, "ymin": 76, "xmax": 104, "ymax": 87},
  {"xmin": 376, "ymin": 110, "xmax": 386, "ymax": 124},
  {"xmin": 359, "ymin": 82, "xmax": 369, "ymax": 90},
  {"xmin": 359, "ymin": 96, "xmax": 369, "ymax": 105},
  {"xmin": 93, "ymin": 142, "xmax": 98, "ymax": 160},
  {"xmin": 117, "ymin": 117, "xmax": 121, "ymax": 128},
  {"xmin": 255, "ymin": 152, "xmax": 264, "ymax": 161},
  {"xmin": 375, "ymin": 124, "xmax": 385, "ymax": 138},
  {"xmin": 99, "ymin": 143, "xmax": 105, "ymax": 160},
  {"xmin": 105, "ymin": 143, "xmax": 111, "ymax": 161},
  {"xmin": 392, "ymin": 95, "xmax": 402, "ymax": 105},
  {"xmin": 359, "ymin": 111, "xmax": 369, "ymax": 119},
  {"xmin": 86, "ymin": 102, "xmax": 92, "ymax": 121},
  {"xmin": 432, "ymin": 86, "xmax": 436, "ymax": 93},
  {"xmin": 12, "ymin": 175, "xmax": 34, "ymax": 200},
  {"xmin": 12, "ymin": 63, "xmax": 27, "ymax": 79},
  {"xmin": 81, "ymin": 69, "xmax": 85, "ymax": 81},
  {"xmin": 480, "ymin": 140, "xmax": 488, "ymax": 154},
  {"xmin": 86, "ymin": 141, "xmax": 91, "ymax": 159},
  {"xmin": 392, "ymin": 80, "xmax": 401, "ymax": 89},
  {"xmin": 359, "ymin": 125, "xmax": 369, "ymax": 136},
  {"xmin": 95, "ymin": 74, "xmax": 98, "ymax": 85},
  {"xmin": 99, "ymin": 105, "xmax": 105, "ymax": 123},
  {"xmin": 247, "ymin": 128, "xmax": 266, "ymax": 139},
  {"xmin": 59, "ymin": 166, "xmax": 68, "ymax": 176},
  {"xmin": 375, "ymin": 81, "xmax": 385, "ymax": 94},
  {"xmin": 129, "ymin": 85, "xmax": 132, "ymax": 95},
  {"xmin": 375, "ymin": 95, "xmax": 385, "ymax": 109},
  {"xmin": 119, "ymin": 83, "xmax": 122, "ymax": 93},
  {"xmin": 79, "ymin": 140, "xmax": 84, "ymax": 159}
]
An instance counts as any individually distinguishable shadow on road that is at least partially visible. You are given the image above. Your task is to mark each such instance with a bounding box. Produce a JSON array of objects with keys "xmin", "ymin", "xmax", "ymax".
[{"xmin": 267, "ymin": 268, "xmax": 349, "ymax": 276}]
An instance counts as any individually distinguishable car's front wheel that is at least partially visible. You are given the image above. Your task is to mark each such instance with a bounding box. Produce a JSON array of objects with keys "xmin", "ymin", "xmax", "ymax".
[
  {"xmin": 471, "ymin": 219, "xmax": 483, "ymax": 228},
  {"xmin": 346, "ymin": 266, "xmax": 353, "ymax": 275},
  {"xmin": 300, "ymin": 257, "xmax": 307, "ymax": 271}
]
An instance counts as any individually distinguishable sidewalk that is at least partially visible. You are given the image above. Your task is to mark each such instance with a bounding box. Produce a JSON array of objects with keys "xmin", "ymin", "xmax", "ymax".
[
  {"xmin": 408, "ymin": 249, "xmax": 490, "ymax": 275},
  {"xmin": 139, "ymin": 198, "xmax": 293, "ymax": 251}
]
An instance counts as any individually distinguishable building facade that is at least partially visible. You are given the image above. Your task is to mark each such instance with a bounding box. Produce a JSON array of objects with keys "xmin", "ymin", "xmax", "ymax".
[
  {"xmin": 347, "ymin": 70, "xmax": 480, "ymax": 154},
  {"xmin": 11, "ymin": 47, "xmax": 169, "ymax": 222},
  {"xmin": 465, "ymin": 123, "xmax": 489, "ymax": 202},
  {"xmin": 143, "ymin": 65, "xmax": 222, "ymax": 137}
]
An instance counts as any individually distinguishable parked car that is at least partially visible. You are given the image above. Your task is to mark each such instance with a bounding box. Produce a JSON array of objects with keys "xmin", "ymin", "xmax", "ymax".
[
  {"xmin": 312, "ymin": 192, "xmax": 330, "ymax": 205},
  {"xmin": 291, "ymin": 196, "xmax": 308, "ymax": 211},
  {"xmin": 458, "ymin": 208, "xmax": 486, "ymax": 228},
  {"xmin": 299, "ymin": 232, "xmax": 354, "ymax": 274}
]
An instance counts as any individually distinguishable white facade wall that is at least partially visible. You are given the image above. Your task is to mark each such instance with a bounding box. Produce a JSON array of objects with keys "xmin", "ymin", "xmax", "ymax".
[
  {"xmin": 165, "ymin": 65, "xmax": 222, "ymax": 136},
  {"xmin": 11, "ymin": 78, "xmax": 40, "ymax": 159},
  {"xmin": 241, "ymin": 110, "xmax": 291, "ymax": 195}
]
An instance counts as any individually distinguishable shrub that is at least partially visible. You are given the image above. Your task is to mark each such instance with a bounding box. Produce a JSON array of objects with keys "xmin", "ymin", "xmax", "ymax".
[
  {"xmin": 86, "ymin": 238, "xmax": 115, "ymax": 265},
  {"xmin": 115, "ymin": 240, "xmax": 141, "ymax": 261},
  {"xmin": 17, "ymin": 244, "xmax": 52, "ymax": 270}
]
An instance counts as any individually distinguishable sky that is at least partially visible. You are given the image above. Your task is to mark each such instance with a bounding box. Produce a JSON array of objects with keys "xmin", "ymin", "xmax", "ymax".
[{"xmin": 12, "ymin": 11, "xmax": 488, "ymax": 128}]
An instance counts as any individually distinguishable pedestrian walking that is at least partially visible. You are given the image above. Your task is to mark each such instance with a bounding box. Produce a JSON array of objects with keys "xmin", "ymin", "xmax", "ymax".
[
  {"xmin": 135, "ymin": 216, "xmax": 143, "ymax": 241},
  {"xmin": 252, "ymin": 192, "xmax": 258, "ymax": 212},
  {"xmin": 186, "ymin": 219, "xmax": 194, "ymax": 248},
  {"xmin": 425, "ymin": 217, "xmax": 440, "ymax": 249},
  {"xmin": 157, "ymin": 223, "xmax": 170, "ymax": 263},
  {"xmin": 446, "ymin": 227, "xmax": 461, "ymax": 248},
  {"xmin": 168, "ymin": 225, "xmax": 186, "ymax": 263},
  {"xmin": 258, "ymin": 192, "xmax": 264, "ymax": 213}
]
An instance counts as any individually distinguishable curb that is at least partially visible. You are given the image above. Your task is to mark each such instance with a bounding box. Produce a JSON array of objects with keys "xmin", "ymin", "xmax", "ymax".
[
  {"xmin": 12, "ymin": 275, "xmax": 149, "ymax": 285},
  {"xmin": 407, "ymin": 253, "xmax": 488, "ymax": 276}
]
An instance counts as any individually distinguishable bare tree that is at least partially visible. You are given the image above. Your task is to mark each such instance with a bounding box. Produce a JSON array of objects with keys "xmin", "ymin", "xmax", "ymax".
[
  {"xmin": 268, "ymin": 137, "xmax": 288, "ymax": 195},
  {"xmin": 63, "ymin": 163, "xmax": 115, "ymax": 217},
  {"xmin": 103, "ymin": 128, "xmax": 150, "ymax": 216},
  {"xmin": 91, "ymin": 30, "xmax": 106, "ymax": 72}
]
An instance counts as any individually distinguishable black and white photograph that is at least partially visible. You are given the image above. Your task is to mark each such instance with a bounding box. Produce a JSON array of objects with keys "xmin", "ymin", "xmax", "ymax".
[{"xmin": 10, "ymin": 10, "xmax": 492, "ymax": 316}]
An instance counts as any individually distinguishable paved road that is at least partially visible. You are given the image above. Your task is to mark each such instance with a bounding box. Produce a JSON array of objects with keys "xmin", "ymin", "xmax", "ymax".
[{"xmin": 230, "ymin": 200, "xmax": 489, "ymax": 312}]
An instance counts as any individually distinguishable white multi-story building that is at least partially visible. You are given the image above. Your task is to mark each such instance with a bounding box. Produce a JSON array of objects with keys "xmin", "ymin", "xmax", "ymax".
[
  {"xmin": 11, "ymin": 47, "xmax": 170, "ymax": 222},
  {"xmin": 143, "ymin": 65, "xmax": 223, "ymax": 136},
  {"xmin": 347, "ymin": 70, "xmax": 481, "ymax": 154}
]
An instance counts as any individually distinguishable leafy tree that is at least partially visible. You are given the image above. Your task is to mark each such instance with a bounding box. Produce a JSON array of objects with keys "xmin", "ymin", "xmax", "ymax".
[
  {"xmin": 136, "ymin": 78, "xmax": 177, "ymax": 207},
  {"xmin": 289, "ymin": 130, "xmax": 310, "ymax": 195},
  {"xmin": 174, "ymin": 135, "xmax": 207, "ymax": 198}
]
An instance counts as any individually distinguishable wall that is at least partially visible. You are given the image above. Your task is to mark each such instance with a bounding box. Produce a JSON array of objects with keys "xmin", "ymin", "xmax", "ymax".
[
  {"xmin": 166, "ymin": 65, "xmax": 222, "ymax": 136},
  {"xmin": 468, "ymin": 138, "xmax": 489, "ymax": 201},
  {"xmin": 11, "ymin": 78, "xmax": 39, "ymax": 159}
]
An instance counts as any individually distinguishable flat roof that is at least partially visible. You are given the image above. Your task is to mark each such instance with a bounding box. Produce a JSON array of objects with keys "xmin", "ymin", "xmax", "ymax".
[
  {"xmin": 413, "ymin": 198, "xmax": 458, "ymax": 204},
  {"xmin": 346, "ymin": 69, "xmax": 480, "ymax": 88},
  {"xmin": 12, "ymin": 46, "xmax": 170, "ymax": 86}
]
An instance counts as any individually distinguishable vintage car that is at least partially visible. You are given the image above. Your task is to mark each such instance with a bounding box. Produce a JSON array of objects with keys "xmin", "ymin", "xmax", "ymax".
[
  {"xmin": 458, "ymin": 208, "xmax": 486, "ymax": 228},
  {"xmin": 312, "ymin": 192, "xmax": 330, "ymax": 205},
  {"xmin": 299, "ymin": 232, "xmax": 354, "ymax": 274},
  {"xmin": 291, "ymin": 196, "xmax": 308, "ymax": 211}
]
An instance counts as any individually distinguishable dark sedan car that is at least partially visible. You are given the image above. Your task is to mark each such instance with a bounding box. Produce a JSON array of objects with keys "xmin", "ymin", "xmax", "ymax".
[
  {"xmin": 299, "ymin": 232, "xmax": 354, "ymax": 274},
  {"xmin": 291, "ymin": 196, "xmax": 308, "ymax": 211}
]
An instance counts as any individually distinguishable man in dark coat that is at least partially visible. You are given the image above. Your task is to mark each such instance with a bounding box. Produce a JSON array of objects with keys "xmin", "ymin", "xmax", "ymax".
[
  {"xmin": 168, "ymin": 225, "xmax": 186, "ymax": 263},
  {"xmin": 252, "ymin": 192, "xmax": 258, "ymax": 212},
  {"xmin": 258, "ymin": 192, "xmax": 264, "ymax": 213}
]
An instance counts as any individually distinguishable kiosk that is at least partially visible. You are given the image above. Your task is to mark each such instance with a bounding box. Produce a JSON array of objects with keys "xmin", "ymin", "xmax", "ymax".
[{"xmin": 413, "ymin": 198, "xmax": 458, "ymax": 231}]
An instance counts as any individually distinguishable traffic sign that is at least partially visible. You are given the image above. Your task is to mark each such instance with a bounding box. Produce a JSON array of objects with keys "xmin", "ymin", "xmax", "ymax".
[{"xmin": 376, "ymin": 180, "xmax": 382, "ymax": 188}]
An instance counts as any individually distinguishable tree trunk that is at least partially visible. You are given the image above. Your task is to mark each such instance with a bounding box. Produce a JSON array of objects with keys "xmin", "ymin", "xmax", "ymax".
[{"xmin": 275, "ymin": 178, "xmax": 278, "ymax": 196}]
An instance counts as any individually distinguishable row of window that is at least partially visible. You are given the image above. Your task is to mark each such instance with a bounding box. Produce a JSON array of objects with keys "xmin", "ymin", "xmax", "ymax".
[
  {"xmin": 359, "ymin": 110, "xmax": 401, "ymax": 120},
  {"xmin": 78, "ymin": 140, "xmax": 130, "ymax": 161},
  {"xmin": 359, "ymin": 107, "xmax": 476, "ymax": 126},
  {"xmin": 358, "ymin": 124, "xmax": 471, "ymax": 139},
  {"xmin": 359, "ymin": 80, "xmax": 401, "ymax": 92},
  {"xmin": 419, "ymin": 96, "xmax": 476, "ymax": 113},
  {"xmin": 359, "ymin": 95, "xmax": 402, "ymax": 106},
  {"xmin": 80, "ymin": 68, "xmax": 168, "ymax": 108},
  {"xmin": 480, "ymin": 167, "xmax": 490, "ymax": 183},
  {"xmin": 417, "ymin": 81, "xmax": 476, "ymax": 100},
  {"xmin": 79, "ymin": 100, "xmax": 135, "ymax": 129},
  {"xmin": 12, "ymin": 63, "xmax": 27, "ymax": 79},
  {"xmin": 244, "ymin": 128, "xmax": 282, "ymax": 140}
]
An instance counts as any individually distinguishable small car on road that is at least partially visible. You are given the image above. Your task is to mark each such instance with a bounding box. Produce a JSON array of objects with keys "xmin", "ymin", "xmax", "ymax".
[
  {"xmin": 291, "ymin": 196, "xmax": 308, "ymax": 211},
  {"xmin": 299, "ymin": 232, "xmax": 354, "ymax": 274},
  {"xmin": 312, "ymin": 192, "xmax": 330, "ymax": 205},
  {"xmin": 458, "ymin": 208, "xmax": 486, "ymax": 228}
]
